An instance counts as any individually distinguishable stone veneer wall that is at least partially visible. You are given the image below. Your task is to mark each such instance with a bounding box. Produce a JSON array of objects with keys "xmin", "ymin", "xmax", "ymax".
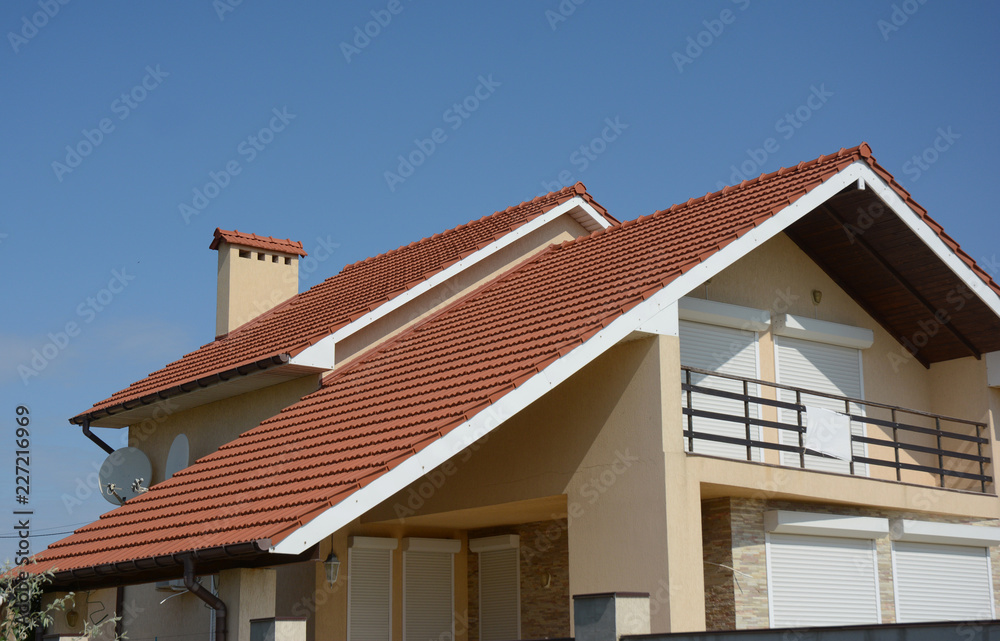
[
  {"xmin": 702, "ymin": 497, "xmax": 1000, "ymax": 628},
  {"xmin": 466, "ymin": 519, "xmax": 570, "ymax": 641},
  {"xmin": 701, "ymin": 498, "xmax": 736, "ymax": 630}
]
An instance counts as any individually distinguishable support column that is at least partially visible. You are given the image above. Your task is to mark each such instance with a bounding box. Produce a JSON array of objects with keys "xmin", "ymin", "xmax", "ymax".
[
  {"xmin": 566, "ymin": 336, "xmax": 673, "ymax": 633},
  {"xmin": 219, "ymin": 567, "xmax": 277, "ymax": 641},
  {"xmin": 659, "ymin": 333, "xmax": 707, "ymax": 632}
]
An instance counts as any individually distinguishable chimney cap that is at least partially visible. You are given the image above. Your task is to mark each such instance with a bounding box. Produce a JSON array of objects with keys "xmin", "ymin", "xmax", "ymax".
[{"xmin": 210, "ymin": 228, "xmax": 307, "ymax": 257}]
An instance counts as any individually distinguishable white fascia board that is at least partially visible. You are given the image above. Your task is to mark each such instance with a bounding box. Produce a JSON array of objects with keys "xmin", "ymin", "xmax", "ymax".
[
  {"xmin": 468, "ymin": 534, "xmax": 520, "ymax": 553},
  {"xmin": 348, "ymin": 535, "xmax": 398, "ymax": 550},
  {"xmin": 288, "ymin": 335, "xmax": 335, "ymax": 370},
  {"xmin": 856, "ymin": 163, "xmax": 1000, "ymax": 319},
  {"xmin": 401, "ymin": 537, "xmax": 461, "ymax": 554},
  {"xmin": 987, "ymin": 351, "xmax": 1000, "ymax": 388},
  {"xmin": 765, "ymin": 510, "xmax": 889, "ymax": 539},
  {"xmin": 636, "ymin": 301, "xmax": 679, "ymax": 337},
  {"xmin": 891, "ymin": 519, "xmax": 1000, "ymax": 547},
  {"xmin": 678, "ymin": 297, "xmax": 771, "ymax": 332},
  {"xmin": 773, "ymin": 313, "xmax": 875, "ymax": 349},
  {"xmin": 270, "ymin": 163, "xmax": 864, "ymax": 556}
]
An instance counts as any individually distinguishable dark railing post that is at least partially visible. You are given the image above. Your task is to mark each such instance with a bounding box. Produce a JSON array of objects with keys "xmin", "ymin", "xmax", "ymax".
[
  {"xmin": 977, "ymin": 423, "xmax": 986, "ymax": 493},
  {"xmin": 685, "ymin": 368, "xmax": 694, "ymax": 453},
  {"xmin": 891, "ymin": 408, "xmax": 901, "ymax": 482},
  {"xmin": 846, "ymin": 397, "xmax": 855, "ymax": 476},
  {"xmin": 744, "ymin": 379, "xmax": 752, "ymax": 461},
  {"xmin": 797, "ymin": 390, "xmax": 805, "ymax": 469},
  {"xmin": 936, "ymin": 417, "xmax": 945, "ymax": 488}
]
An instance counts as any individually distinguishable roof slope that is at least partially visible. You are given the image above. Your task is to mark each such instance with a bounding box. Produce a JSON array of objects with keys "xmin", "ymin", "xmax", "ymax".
[
  {"xmin": 36, "ymin": 144, "xmax": 901, "ymax": 576},
  {"xmin": 76, "ymin": 184, "xmax": 614, "ymax": 422}
]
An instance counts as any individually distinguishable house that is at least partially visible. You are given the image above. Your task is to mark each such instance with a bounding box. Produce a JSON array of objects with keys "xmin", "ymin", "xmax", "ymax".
[{"xmin": 27, "ymin": 143, "xmax": 1000, "ymax": 640}]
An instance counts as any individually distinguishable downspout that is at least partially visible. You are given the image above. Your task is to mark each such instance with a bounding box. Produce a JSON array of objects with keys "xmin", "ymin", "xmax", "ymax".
[
  {"xmin": 81, "ymin": 419, "xmax": 115, "ymax": 455},
  {"xmin": 182, "ymin": 555, "xmax": 226, "ymax": 641},
  {"xmin": 115, "ymin": 585, "xmax": 125, "ymax": 638}
]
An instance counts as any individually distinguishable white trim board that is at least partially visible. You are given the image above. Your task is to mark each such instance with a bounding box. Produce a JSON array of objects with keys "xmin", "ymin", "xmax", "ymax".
[
  {"xmin": 679, "ymin": 296, "xmax": 771, "ymax": 332},
  {"xmin": 765, "ymin": 510, "xmax": 889, "ymax": 539},
  {"xmin": 891, "ymin": 519, "xmax": 1000, "ymax": 547},
  {"xmin": 270, "ymin": 160, "xmax": 997, "ymax": 556},
  {"xmin": 469, "ymin": 535, "xmax": 519, "ymax": 553},
  {"xmin": 773, "ymin": 314, "xmax": 874, "ymax": 350}
]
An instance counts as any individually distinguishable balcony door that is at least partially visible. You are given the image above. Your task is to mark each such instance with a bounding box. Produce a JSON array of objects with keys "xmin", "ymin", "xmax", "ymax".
[
  {"xmin": 775, "ymin": 336, "xmax": 866, "ymax": 474},
  {"xmin": 679, "ymin": 320, "xmax": 761, "ymax": 461}
]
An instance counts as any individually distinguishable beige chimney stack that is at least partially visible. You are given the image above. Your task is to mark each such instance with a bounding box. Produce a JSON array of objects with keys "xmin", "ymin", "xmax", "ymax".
[{"xmin": 209, "ymin": 228, "xmax": 306, "ymax": 337}]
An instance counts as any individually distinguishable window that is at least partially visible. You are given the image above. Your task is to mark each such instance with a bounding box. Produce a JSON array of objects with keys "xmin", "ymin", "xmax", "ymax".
[
  {"xmin": 402, "ymin": 538, "xmax": 460, "ymax": 641},
  {"xmin": 470, "ymin": 535, "xmax": 520, "ymax": 641},
  {"xmin": 767, "ymin": 533, "xmax": 881, "ymax": 626},
  {"xmin": 348, "ymin": 537, "xmax": 396, "ymax": 641},
  {"xmin": 678, "ymin": 298, "xmax": 769, "ymax": 462},
  {"xmin": 764, "ymin": 511, "xmax": 886, "ymax": 627},
  {"xmin": 891, "ymin": 520, "xmax": 999, "ymax": 622}
]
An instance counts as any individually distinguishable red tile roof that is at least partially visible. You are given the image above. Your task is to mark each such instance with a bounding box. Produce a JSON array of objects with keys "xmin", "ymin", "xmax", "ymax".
[
  {"xmin": 75, "ymin": 184, "xmax": 614, "ymax": 423},
  {"xmin": 35, "ymin": 144, "xmax": 871, "ymax": 575},
  {"xmin": 37, "ymin": 143, "xmax": 1000, "ymax": 579},
  {"xmin": 210, "ymin": 229, "xmax": 308, "ymax": 257}
]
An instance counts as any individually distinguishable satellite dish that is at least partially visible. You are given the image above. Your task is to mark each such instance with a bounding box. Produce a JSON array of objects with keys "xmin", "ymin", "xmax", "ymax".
[
  {"xmin": 98, "ymin": 447, "xmax": 152, "ymax": 505},
  {"xmin": 164, "ymin": 434, "xmax": 189, "ymax": 480}
]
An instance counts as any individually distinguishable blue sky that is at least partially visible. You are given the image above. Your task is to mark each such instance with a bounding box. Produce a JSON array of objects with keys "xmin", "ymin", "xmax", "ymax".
[{"xmin": 1, "ymin": 1, "xmax": 998, "ymax": 562}]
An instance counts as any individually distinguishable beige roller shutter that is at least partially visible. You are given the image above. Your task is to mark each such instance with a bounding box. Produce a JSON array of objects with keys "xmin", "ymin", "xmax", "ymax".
[
  {"xmin": 404, "ymin": 551, "xmax": 454, "ymax": 641},
  {"xmin": 348, "ymin": 547, "xmax": 392, "ymax": 641},
  {"xmin": 767, "ymin": 533, "xmax": 881, "ymax": 626},
  {"xmin": 893, "ymin": 541, "xmax": 995, "ymax": 621},
  {"xmin": 679, "ymin": 320, "xmax": 761, "ymax": 461}
]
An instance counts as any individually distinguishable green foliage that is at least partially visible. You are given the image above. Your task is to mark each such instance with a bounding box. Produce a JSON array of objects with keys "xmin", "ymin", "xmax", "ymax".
[{"xmin": 1, "ymin": 561, "xmax": 124, "ymax": 640}]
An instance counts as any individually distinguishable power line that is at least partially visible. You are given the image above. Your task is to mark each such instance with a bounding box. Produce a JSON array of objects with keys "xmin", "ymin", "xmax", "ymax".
[{"xmin": 0, "ymin": 530, "xmax": 78, "ymax": 539}]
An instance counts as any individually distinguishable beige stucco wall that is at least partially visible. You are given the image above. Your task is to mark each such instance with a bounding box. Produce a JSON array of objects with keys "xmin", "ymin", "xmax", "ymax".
[
  {"xmin": 216, "ymin": 243, "xmax": 300, "ymax": 337},
  {"xmin": 127, "ymin": 374, "xmax": 319, "ymax": 487}
]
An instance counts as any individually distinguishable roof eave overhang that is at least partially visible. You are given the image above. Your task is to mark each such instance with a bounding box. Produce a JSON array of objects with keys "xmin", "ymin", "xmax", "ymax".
[
  {"xmin": 71, "ymin": 354, "xmax": 328, "ymax": 428},
  {"xmin": 42, "ymin": 538, "xmax": 316, "ymax": 592},
  {"xmin": 268, "ymin": 160, "xmax": 1000, "ymax": 557}
]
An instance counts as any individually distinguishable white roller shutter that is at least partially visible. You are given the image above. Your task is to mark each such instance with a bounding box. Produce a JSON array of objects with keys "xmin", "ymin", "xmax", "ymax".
[
  {"xmin": 774, "ymin": 336, "xmax": 866, "ymax": 474},
  {"xmin": 348, "ymin": 548, "xmax": 392, "ymax": 641},
  {"xmin": 404, "ymin": 551, "xmax": 454, "ymax": 641},
  {"xmin": 479, "ymin": 548, "xmax": 519, "ymax": 641},
  {"xmin": 679, "ymin": 320, "xmax": 761, "ymax": 461},
  {"xmin": 893, "ymin": 541, "xmax": 995, "ymax": 621},
  {"xmin": 767, "ymin": 533, "xmax": 881, "ymax": 626}
]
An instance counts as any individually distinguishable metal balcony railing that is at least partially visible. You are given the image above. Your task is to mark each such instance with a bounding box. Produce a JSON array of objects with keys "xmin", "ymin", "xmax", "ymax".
[{"xmin": 681, "ymin": 366, "xmax": 992, "ymax": 493}]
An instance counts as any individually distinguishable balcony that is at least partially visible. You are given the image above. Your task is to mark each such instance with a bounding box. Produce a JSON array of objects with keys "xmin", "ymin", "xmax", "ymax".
[{"xmin": 681, "ymin": 366, "xmax": 992, "ymax": 493}]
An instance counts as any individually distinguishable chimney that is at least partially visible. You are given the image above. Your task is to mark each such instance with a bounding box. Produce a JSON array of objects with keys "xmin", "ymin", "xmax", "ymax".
[{"xmin": 210, "ymin": 228, "xmax": 306, "ymax": 337}]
